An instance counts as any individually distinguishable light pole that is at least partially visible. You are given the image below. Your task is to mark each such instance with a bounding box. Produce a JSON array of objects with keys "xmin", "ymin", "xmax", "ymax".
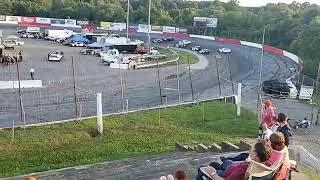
[
  {"xmin": 256, "ymin": 28, "xmax": 266, "ymax": 120},
  {"xmin": 148, "ymin": 0, "xmax": 151, "ymax": 53},
  {"xmin": 126, "ymin": 0, "xmax": 130, "ymax": 43}
]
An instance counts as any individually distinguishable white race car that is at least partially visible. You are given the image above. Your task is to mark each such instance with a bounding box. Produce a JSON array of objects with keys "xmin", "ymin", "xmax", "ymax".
[
  {"xmin": 70, "ymin": 42, "xmax": 85, "ymax": 47},
  {"xmin": 48, "ymin": 53, "xmax": 64, "ymax": 62},
  {"xmin": 191, "ymin": 46, "xmax": 201, "ymax": 51},
  {"xmin": 218, "ymin": 48, "xmax": 232, "ymax": 53}
]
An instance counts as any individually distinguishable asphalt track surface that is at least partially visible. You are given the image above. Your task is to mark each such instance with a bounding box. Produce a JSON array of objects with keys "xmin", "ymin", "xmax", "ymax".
[{"xmin": 0, "ymin": 25, "xmax": 298, "ymax": 128}]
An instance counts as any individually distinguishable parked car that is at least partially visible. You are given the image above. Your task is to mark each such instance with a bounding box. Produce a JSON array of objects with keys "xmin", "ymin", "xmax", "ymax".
[
  {"xmin": 21, "ymin": 33, "xmax": 35, "ymax": 39},
  {"xmin": 3, "ymin": 40, "xmax": 15, "ymax": 49},
  {"xmin": 17, "ymin": 29, "xmax": 27, "ymax": 34},
  {"xmin": 218, "ymin": 48, "xmax": 232, "ymax": 53},
  {"xmin": 199, "ymin": 49, "xmax": 210, "ymax": 54},
  {"xmin": 191, "ymin": 46, "xmax": 201, "ymax": 51},
  {"xmin": 262, "ymin": 79, "xmax": 290, "ymax": 97},
  {"xmin": 48, "ymin": 52, "xmax": 64, "ymax": 62},
  {"xmin": 70, "ymin": 41, "xmax": 85, "ymax": 47}
]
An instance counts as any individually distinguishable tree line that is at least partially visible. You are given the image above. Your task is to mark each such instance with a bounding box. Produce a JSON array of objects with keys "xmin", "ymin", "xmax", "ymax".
[{"xmin": 1, "ymin": 0, "xmax": 320, "ymax": 78}]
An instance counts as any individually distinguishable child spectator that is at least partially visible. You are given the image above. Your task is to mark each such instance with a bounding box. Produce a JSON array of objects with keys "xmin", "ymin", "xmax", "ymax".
[
  {"xmin": 260, "ymin": 100, "xmax": 276, "ymax": 128},
  {"xmin": 259, "ymin": 123, "xmax": 273, "ymax": 140},
  {"xmin": 175, "ymin": 170, "xmax": 187, "ymax": 180},
  {"xmin": 277, "ymin": 113, "xmax": 291, "ymax": 146}
]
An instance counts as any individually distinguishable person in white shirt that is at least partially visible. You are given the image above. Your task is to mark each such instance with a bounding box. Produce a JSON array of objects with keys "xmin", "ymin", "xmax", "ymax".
[
  {"xmin": 259, "ymin": 123, "xmax": 273, "ymax": 140},
  {"xmin": 30, "ymin": 68, "xmax": 35, "ymax": 80}
]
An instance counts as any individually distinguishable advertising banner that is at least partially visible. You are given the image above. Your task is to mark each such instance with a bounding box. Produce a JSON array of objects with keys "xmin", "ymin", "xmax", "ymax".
[
  {"xmin": 36, "ymin": 17, "xmax": 51, "ymax": 25},
  {"xmin": 50, "ymin": 18, "xmax": 65, "ymax": 26},
  {"xmin": 109, "ymin": 23, "xmax": 126, "ymax": 31},
  {"xmin": 138, "ymin": 24, "xmax": 149, "ymax": 32},
  {"xmin": 206, "ymin": 18, "xmax": 218, "ymax": 28},
  {"xmin": 19, "ymin": 16, "xmax": 36, "ymax": 25},
  {"xmin": 162, "ymin": 26, "xmax": 176, "ymax": 33},
  {"xmin": 64, "ymin": 19, "xmax": 79, "ymax": 28},
  {"xmin": 5, "ymin": 16, "xmax": 21, "ymax": 24},
  {"xmin": 128, "ymin": 23, "xmax": 139, "ymax": 30},
  {"xmin": 77, "ymin": 20, "xmax": 89, "ymax": 26},
  {"xmin": 176, "ymin": 28, "xmax": 187, "ymax": 33},
  {"xmin": 100, "ymin": 21, "xmax": 110, "ymax": 29},
  {"xmin": 151, "ymin": 25, "xmax": 162, "ymax": 31},
  {"xmin": 0, "ymin": 15, "xmax": 5, "ymax": 21}
]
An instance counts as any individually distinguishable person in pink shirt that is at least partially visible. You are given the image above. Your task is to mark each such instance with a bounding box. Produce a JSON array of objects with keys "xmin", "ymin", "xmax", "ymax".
[{"xmin": 261, "ymin": 100, "xmax": 276, "ymax": 128}]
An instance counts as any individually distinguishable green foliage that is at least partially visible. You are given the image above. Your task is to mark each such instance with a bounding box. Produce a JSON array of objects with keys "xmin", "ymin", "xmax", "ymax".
[
  {"xmin": 0, "ymin": 101, "xmax": 257, "ymax": 177},
  {"xmin": 3, "ymin": 0, "xmax": 320, "ymax": 77}
]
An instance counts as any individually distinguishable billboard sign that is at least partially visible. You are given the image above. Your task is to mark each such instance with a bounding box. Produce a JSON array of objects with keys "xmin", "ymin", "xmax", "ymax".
[
  {"xmin": 65, "ymin": 19, "xmax": 78, "ymax": 27},
  {"xmin": 176, "ymin": 28, "xmax": 187, "ymax": 33},
  {"xmin": 162, "ymin": 26, "xmax": 176, "ymax": 33},
  {"xmin": 128, "ymin": 23, "xmax": 139, "ymax": 30},
  {"xmin": 6, "ymin": 16, "xmax": 21, "ymax": 24},
  {"xmin": 0, "ymin": 15, "xmax": 6, "ymax": 21},
  {"xmin": 51, "ymin": 18, "xmax": 65, "ymax": 25},
  {"xmin": 194, "ymin": 17, "xmax": 218, "ymax": 28},
  {"xmin": 36, "ymin": 17, "xmax": 51, "ymax": 25},
  {"xmin": 138, "ymin": 24, "xmax": 149, "ymax": 32},
  {"xmin": 100, "ymin": 21, "xmax": 110, "ymax": 29},
  {"xmin": 77, "ymin": 20, "xmax": 89, "ymax": 25},
  {"xmin": 110, "ymin": 23, "xmax": 126, "ymax": 31},
  {"xmin": 151, "ymin": 25, "xmax": 162, "ymax": 31},
  {"xmin": 206, "ymin": 18, "xmax": 218, "ymax": 28}
]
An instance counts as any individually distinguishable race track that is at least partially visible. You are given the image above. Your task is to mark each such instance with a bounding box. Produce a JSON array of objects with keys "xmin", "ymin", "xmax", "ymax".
[{"xmin": 0, "ymin": 25, "xmax": 298, "ymax": 127}]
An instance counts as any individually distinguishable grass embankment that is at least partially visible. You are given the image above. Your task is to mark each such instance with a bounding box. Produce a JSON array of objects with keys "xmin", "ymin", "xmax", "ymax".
[
  {"xmin": 0, "ymin": 101, "xmax": 258, "ymax": 177},
  {"xmin": 299, "ymin": 166, "xmax": 320, "ymax": 180},
  {"xmin": 156, "ymin": 47, "xmax": 199, "ymax": 65}
]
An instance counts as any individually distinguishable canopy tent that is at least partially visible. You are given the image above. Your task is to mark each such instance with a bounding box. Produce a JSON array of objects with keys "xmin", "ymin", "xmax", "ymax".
[{"xmin": 69, "ymin": 34, "xmax": 89, "ymax": 43}]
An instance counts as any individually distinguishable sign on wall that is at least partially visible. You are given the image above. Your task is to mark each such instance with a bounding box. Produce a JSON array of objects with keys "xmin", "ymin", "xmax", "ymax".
[
  {"xmin": 51, "ymin": 18, "xmax": 65, "ymax": 25},
  {"xmin": 77, "ymin": 20, "xmax": 89, "ymax": 25},
  {"xmin": 36, "ymin": 17, "xmax": 51, "ymax": 25},
  {"xmin": 194, "ymin": 17, "xmax": 218, "ymax": 28},
  {"xmin": 162, "ymin": 26, "xmax": 176, "ymax": 33}
]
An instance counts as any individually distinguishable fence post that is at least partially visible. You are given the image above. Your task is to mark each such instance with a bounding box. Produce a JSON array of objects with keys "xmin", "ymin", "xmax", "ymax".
[
  {"xmin": 237, "ymin": 83, "xmax": 242, "ymax": 116},
  {"xmin": 96, "ymin": 93, "xmax": 103, "ymax": 135}
]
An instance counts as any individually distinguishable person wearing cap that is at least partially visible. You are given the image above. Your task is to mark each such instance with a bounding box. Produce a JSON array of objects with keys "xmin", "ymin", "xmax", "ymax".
[
  {"xmin": 261, "ymin": 100, "xmax": 276, "ymax": 128},
  {"xmin": 195, "ymin": 140, "xmax": 272, "ymax": 180}
]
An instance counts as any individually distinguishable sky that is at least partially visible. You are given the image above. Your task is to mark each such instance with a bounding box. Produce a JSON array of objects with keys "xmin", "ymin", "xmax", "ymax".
[{"xmin": 218, "ymin": 0, "xmax": 320, "ymax": 7}]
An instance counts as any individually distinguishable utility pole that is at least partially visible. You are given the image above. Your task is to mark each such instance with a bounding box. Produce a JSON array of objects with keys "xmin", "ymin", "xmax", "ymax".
[
  {"xmin": 316, "ymin": 63, "xmax": 320, "ymax": 91},
  {"xmin": 126, "ymin": 0, "xmax": 130, "ymax": 43},
  {"xmin": 215, "ymin": 57, "xmax": 222, "ymax": 97},
  {"xmin": 147, "ymin": 0, "xmax": 151, "ymax": 53},
  {"xmin": 15, "ymin": 59, "xmax": 23, "ymax": 123},
  {"xmin": 187, "ymin": 53, "xmax": 195, "ymax": 102},
  {"xmin": 227, "ymin": 54, "xmax": 234, "ymax": 93},
  {"xmin": 71, "ymin": 57, "xmax": 78, "ymax": 118},
  {"xmin": 176, "ymin": 56, "xmax": 181, "ymax": 105},
  {"xmin": 256, "ymin": 28, "xmax": 266, "ymax": 121}
]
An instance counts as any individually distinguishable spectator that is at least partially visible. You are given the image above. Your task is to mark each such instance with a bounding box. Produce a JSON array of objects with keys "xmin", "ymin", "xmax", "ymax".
[
  {"xmin": 267, "ymin": 132, "xmax": 290, "ymax": 180},
  {"xmin": 271, "ymin": 116, "xmax": 280, "ymax": 132},
  {"xmin": 175, "ymin": 170, "xmax": 187, "ymax": 180},
  {"xmin": 30, "ymin": 68, "xmax": 35, "ymax": 80},
  {"xmin": 196, "ymin": 140, "xmax": 272, "ymax": 180},
  {"xmin": 259, "ymin": 123, "xmax": 273, "ymax": 140},
  {"xmin": 260, "ymin": 100, "xmax": 276, "ymax": 128},
  {"xmin": 277, "ymin": 113, "xmax": 291, "ymax": 146},
  {"xmin": 160, "ymin": 175, "xmax": 174, "ymax": 180}
]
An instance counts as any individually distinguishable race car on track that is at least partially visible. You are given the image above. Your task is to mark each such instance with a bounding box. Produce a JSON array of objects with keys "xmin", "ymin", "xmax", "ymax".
[
  {"xmin": 152, "ymin": 39, "xmax": 163, "ymax": 43},
  {"xmin": 48, "ymin": 52, "xmax": 64, "ymax": 62},
  {"xmin": 262, "ymin": 79, "xmax": 291, "ymax": 97},
  {"xmin": 219, "ymin": 48, "xmax": 232, "ymax": 53},
  {"xmin": 191, "ymin": 46, "xmax": 201, "ymax": 51},
  {"xmin": 199, "ymin": 49, "xmax": 210, "ymax": 54}
]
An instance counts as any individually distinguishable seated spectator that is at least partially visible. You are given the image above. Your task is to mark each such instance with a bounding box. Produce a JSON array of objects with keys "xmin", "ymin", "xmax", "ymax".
[
  {"xmin": 259, "ymin": 123, "xmax": 273, "ymax": 140},
  {"xmin": 267, "ymin": 132, "xmax": 290, "ymax": 180},
  {"xmin": 195, "ymin": 140, "xmax": 272, "ymax": 180},
  {"xmin": 175, "ymin": 170, "xmax": 187, "ymax": 180},
  {"xmin": 271, "ymin": 116, "xmax": 280, "ymax": 132},
  {"xmin": 276, "ymin": 113, "xmax": 291, "ymax": 146}
]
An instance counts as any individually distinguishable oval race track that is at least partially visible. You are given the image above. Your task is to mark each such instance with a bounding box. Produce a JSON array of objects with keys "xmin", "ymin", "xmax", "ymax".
[{"xmin": 0, "ymin": 24, "xmax": 299, "ymax": 127}]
